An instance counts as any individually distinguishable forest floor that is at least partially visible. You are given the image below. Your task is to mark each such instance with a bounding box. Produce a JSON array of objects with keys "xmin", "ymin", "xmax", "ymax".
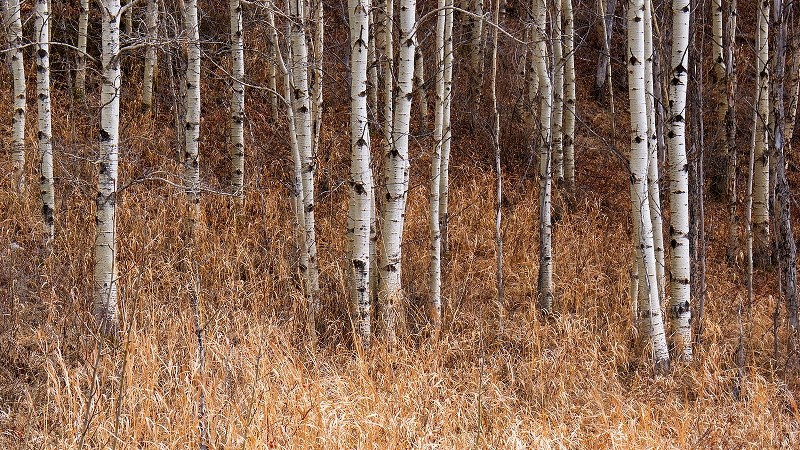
[{"xmin": 2, "ymin": 11, "xmax": 800, "ymax": 449}]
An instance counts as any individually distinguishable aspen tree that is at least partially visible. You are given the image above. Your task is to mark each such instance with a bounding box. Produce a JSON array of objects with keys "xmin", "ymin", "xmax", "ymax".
[
  {"xmin": 142, "ymin": 0, "xmax": 160, "ymax": 110},
  {"xmin": 311, "ymin": 0, "xmax": 324, "ymax": 161},
  {"xmin": 552, "ymin": 0, "xmax": 564, "ymax": 184},
  {"xmin": 367, "ymin": 8, "xmax": 378, "ymax": 115},
  {"xmin": 595, "ymin": 0, "xmax": 617, "ymax": 99},
  {"xmin": 430, "ymin": 0, "xmax": 447, "ymax": 330},
  {"xmin": 438, "ymin": 0, "xmax": 454, "ymax": 257},
  {"xmin": 348, "ymin": 0, "xmax": 374, "ymax": 345},
  {"xmin": 629, "ymin": 0, "xmax": 670, "ymax": 369},
  {"xmin": 467, "ymin": 0, "xmax": 484, "ymax": 103},
  {"xmin": 532, "ymin": 0, "xmax": 553, "ymax": 313},
  {"xmin": 230, "ymin": 0, "xmax": 246, "ymax": 197},
  {"xmin": 379, "ymin": 0, "xmax": 394, "ymax": 162},
  {"xmin": 772, "ymin": 0, "xmax": 798, "ymax": 329},
  {"xmin": 184, "ymin": 0, "xmax": 202, "ymax": 234},
  {"xmin": 380, "ymin": 0, "xmax": 416, "ymax": 342},
  {"xmin": 711, "ymin": 0, "xmax": 726, "ymax": 121},
  {"xmin": 644, "ymin": 0, "xmax": 665, "ymax": 303},
  {"xmin": 288, "ymin": 0, "xmax": 321, "ymax": 323},
  {"xmin": 667, "ymin": 0, "xmax": 692, "ymax": 362},
  {"xmin": 490, "ymin": 0, "xmax": 503, "ymax": 319},
  {"xmin": 76, "ymin": 0, "xmax": 89, "ymax": 98},
  {"xmin": 6, "ymin": 0, "xmax": 25, "ymax": 193},
  {"xmin": 123, "ymin": 0, "xmax": 134, "ymax": 34},
  {"xmin": 753, "ymin": 0, "xmax": 771, "ymax": 267},
  {"xmin": 95, "ymin": 0, "xmax": 123, "ymax": 337},
  {"xmin": 266, "ymin": 1, "xmax": 280, "ymax": 120},
  {"xmin": 725, "ymin": 0, "xmax": 738, "ymax": 264},
  {"xmin": 562, "ymin": 0, "xmax": 576, "ymax": 195},
  {"xmin": 414, "ymin": 45, "xmax": 428, "ymax": 127},
  {"xmin": 36, "ymin": 0, "xmax": 54, "ymax": 241}
]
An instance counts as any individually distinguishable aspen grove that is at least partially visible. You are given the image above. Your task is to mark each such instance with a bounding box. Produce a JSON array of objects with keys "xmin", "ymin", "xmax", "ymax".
[{"xmin": 3, "ymin": 0, "xmax": 800, "ymax": 446}]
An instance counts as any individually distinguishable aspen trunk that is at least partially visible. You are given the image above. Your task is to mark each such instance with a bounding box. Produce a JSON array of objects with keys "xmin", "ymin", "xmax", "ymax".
[
  {"xmin": 142, "ymin": 0, "xmax": 160, "ymax": 110},
  {"xmin": 430, "ymin": 0, "xmax": 447, "ymax": 330},
  {"xmin": 667, "ymin": 0, "xmax": 692, "ymax": 362},
  {"xmin": 95, "ymin": 0, "xmax": 123, "ymax": 337},
  {"xmin": 6, "ymin": 0, "xmax": 25, "ymax": 193},
  {"xmin": 348, "ymin": 0, "xmax": 374, "ymax": 346},
  {"xmin": 725, "ymin": 0, "xmax": 738, "ymax": 264},
  {"xmin": 711, "ymin": 0, "xmax": 726, "ymax": 121},
  {"xmin": 379, "ymin": 0, "xmax": 394, "ymax": 167},
  {"xmin": 533, "ymin": 0, "xmax": 553, "ymax": 313},
  {"xmin": 367, "ymin": 8, "xmax": 378, "ymax": 116},
  {"xmin": 629, "ymin": 0, "xmax": 670, "ymax": 370},
  {"xmin": 267, "ymin": 2, "xmax": 280, "ymax": 121},
  {"xmin": 380, "ymin": 0, "xmax": 416, "ymax": 343},
  {"xmin": 288, "ymin": 0, "xmax": 321, "ymax": 328},
  {"xmin": 230, "ymin": 0, "xmax": 246, "ymax": 196},
  {"xmin": 414, "ymin": 45, "xmax": 428, "ymax": 128},
  {"xmin": 76, "ymin": 0, "xmax": 89, "ymax": 98},
  {"xmin": 438, "ymin": 0, "xmax": 454, "ymax": 258},
  {"xmin": 562, "ymin": 0, "xmax": 576, "ymax": 196},
  {"xmin": 184, "ymin": 0, "xmax": 202, "ymax": 234},
  {"xmin": 753, "ymin": 0, "xmax": 771, "ymax": 267},
  {"xmin": 36, "ymin": 0, "xmax": 54, "ymax": 242},
  {"xmin": 552, "ymin": 0, "xmax": 564, "ymax": 185},
  {"xmin": 595, "ymin": 0, "xmax": 617, "ymax": 100},
  {"xmin": 311, "ymin": 0, "xmax": 324, "ymax": 163}
]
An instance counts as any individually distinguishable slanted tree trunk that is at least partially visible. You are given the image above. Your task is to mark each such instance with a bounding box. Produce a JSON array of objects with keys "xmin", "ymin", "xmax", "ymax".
[
  {"xmin": 230, "ymin": 0, "xmax": 246, "ymax": 197},
  {"xmin": 76, "ymin": 0, "xmax": 89, "ymax": 98},
  {"xmin": 184, "ymin": 0, "xmax": 202, "ymax": 234},
  {"xmin": 629, "ymin": 0, "xmax": 670, "ymax": 370},
  {"xmin": 667, "ymin": 0, "xmax": 692, "ymax": 362},
  {"xmin": 95, "ymin": 0, "xmax": 123, "ymax": 337},
  {"xmin": 348, "ymin": 0, "xmax": 374, "ymax": 346},
  {"xmin": 533, "ymin": 0, "xmax": 553, "ymax": 314},
  {"xmin": 562, "ymin": 0, "xmax": 576, "ymax": 197},
  {"xmin": 380, "ymin": 0, "xmax": 416, "ymax": 344},
  {"xmin": 595, "ymin": 0, "xmax": 617, "ymax": 100},
  {"xmin": 753, "ymin": 0, "xmax": 771, "ymax": 267},
  {"xmin": 288, "ymin": 0, "xmax": 321, "ymax": 333},
  {"xmin": 142, "ymin": 0, "xmax": 160, "ymax": 110},
  {"xmin": 6, "ymin": 0, "xmax": 25, "ymax": 193},
  {"xmin": 36, "ymin": 0, "xmax": 54, "ymax": 242}
]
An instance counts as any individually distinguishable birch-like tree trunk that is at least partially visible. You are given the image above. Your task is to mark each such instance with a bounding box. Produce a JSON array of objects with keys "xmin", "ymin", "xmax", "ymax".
[
  {"xmin": 562, "ymin": 0, "xmax": 576, "ymax": 196},
  {"xmin": 6, "ymin": 0, "xmax": 25, "ymax": 193},
  {"xmin": 467, "ymin": 0, "xmax": 484, "ymax": 103},
  {"xmin": 311, "ymin": 0, "xmax": 324, "ymax": 160},
  {"xmin": 644, "ymin": 0, "xmax": 665, "ymax": 304},
  {"xmin": 36, "ymin": 0, "xmax": 54, "ymax": 241},
  {"xmin": 230, "ymin": 0, "xmax": 246, "ymax": 196},
  {"xmin": 379, "ymin": 0, "xmax": 394, "ymax": 166},
  {"xmin": 95, "ymin": 0, "xmax": 123, "ymax": 337},
  {"xmin": 430, "ymin": 0, "xmax": 446, "ymax": 330},
  {"xmin": 629, "ymin": 0, "xmax": 670, "ymax": 369},
  {"xmin": 667, "ymin": 0, "xmax": 692, "ymax": 362},
  {"xmin": 266, "ymin": 1, "xmax": 280, "ymax": 120},
  {"xmin": 595, "ymin": 0, "xmax": 617, "ymax": 99},
  {"xmin": 725, "ymin": 0, "xmax": 738, "ymax": 264},
  {"xmin": 711, "ymin": 0, "xmax": 726, "ymax": 121},
  {"xmin": 367, "ymin": 7, "xmax": 378, "ymax": 115},
  {"xmin": 552, "ymin": 0, "xmax": 564, "ymax": 184},
  {"xmin": 533, "ymin": 0, "xmax": 553, "ymax": 314},
  {"xmin": 414, "ymin": 45, "xmax": 428, "ymax": 127},
  {"xmin": 288, "ymin": 0, "xmax": 321, "ymax": 327},
  {"xmin": 142, "ymin": 0, "xmax": 160, "ymax": 110},
  {"xmin": 348, "ymin": 0, "xmax": 373, "ymax": 346},
  {"xmin": 184, "ymin": 0, "xmax": 202, "ymax": 234},
  {"xmin": 753, "ymin": 0, "xmax": 771, "ymax": 267},
  {"xmin": 380, "ymin": 0, "xmax": 416, "ymax": 343},
  {"xmin": 438, "ymin": 0, "xmax": 454, "ymax": 258},
  {"xmin": 76, "ymin": 0, "xmax": 89, "ymax": 98}
]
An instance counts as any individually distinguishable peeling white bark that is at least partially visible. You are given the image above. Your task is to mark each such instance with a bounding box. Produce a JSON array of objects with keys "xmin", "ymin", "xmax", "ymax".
[
  {"xmin": 6, "ymin": 0, "xmax": 25, "ymax": 193},
  {"xmin": 230, "ymin": 0, "xmax": 246, "ymax": 196},
  {"xmin": 36, "ymin": 0, "xmax": 54, "ymax": 241}
]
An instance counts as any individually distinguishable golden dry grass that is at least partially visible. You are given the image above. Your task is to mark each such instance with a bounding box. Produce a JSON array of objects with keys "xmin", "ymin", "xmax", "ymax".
[{"xmin": 2, "ymin": 7, "xmax": 800, "ymax": 447}]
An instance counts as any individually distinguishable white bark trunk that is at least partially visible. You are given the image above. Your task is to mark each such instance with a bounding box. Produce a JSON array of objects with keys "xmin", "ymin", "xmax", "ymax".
[
  {"xmin": 367, "ymin": 8, "xmax": 378, "ymax": 115},
  {"xmin": 380, "ymin": 0, "xmax": 416, "ymax": 343},
  {"xmin": 629, "ymin": 0, "xmax": 670, "ymax": 369},
  {"xmin": 230, "ymin": 0, "xmax": 245, "ymax": 196},
  {"xmin": 6, "ymin": 0, "xmax": 25, "ymax": 193},
  {"xmin": 414, "ymin": 45, "xmax": 428, "ymax": 127},
  {"xmin": 267, "ymin": 2, "xmax": 280, "ymax": 120},
  {"xmin": 438, "ymin": 0, "xmax": 454, "ymax": 255},
  {"xmin": 76, "ymin": 0, "xmax": 89, "ymax": 98},
  {"xmin": 184, "ymin": 0, "xmax": 202, "ymax": 233},
  {"xmin": 562, "ymin": 0, "xmax": 576, "ymax": 194},
  {"xmin": 533, "ymin": 0, "xmax": 553, "ymax": 313},
  {"xmin": 311, "ymin": 0, "xmax": 324, "ymax": 163},
  {"xmin": 379, "ymin": 0, "xmax": 394, "ymax": 167},
  {"xmin": 95, "ymin": 0, "xmax": 122, "ymax": 337},
  {"xmin": 288, "ymin": 0, "xmax": 321, "ymax": 323},
  {"xmin": 667, "ymin": 0, "xmax": 691, "ymax": 362},
  {"xmin": 552, "ymin": 0, "xmax": 564, "ymax": 184},
  {"xmin": 348, "ymin": 0, "xmax": 373, "ymax": 345},
  {"xmin": 753, "ymin": 0, "xmax": 771, "ymax": 266},
  {"xmin": 36, "ymin": 0, "xmax": 54, "ymax": 241},
  {"xmin": 711, "ymin": 0, "xmax": 726, "ymax": 121},
  {"xmin": 142, "ymin": 0, "xmax": 160, "ymax": 110}
]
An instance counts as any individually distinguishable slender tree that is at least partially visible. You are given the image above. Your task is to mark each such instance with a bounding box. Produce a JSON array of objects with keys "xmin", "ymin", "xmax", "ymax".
[
  {"xmin": 430, "ymin": 0, "xmax": 447, "ymax": 330},
  {"xmin": 380, "ymin": 0, "xmax": 416, "ymax": 343},
  {"xmin": 348, "ymin": 0, "xmax": 374, "ymax": 346},
  {"xmin": 552, "ymin": 0, "xmax": 564, "ymax": 184},
  {"xmin": 753, "ymin": 0, "xmax": 771, "ymax": 266},
  {"xmin": 562, "ymin": 0, "xmax": 576, "ymax": 196},
  {"xmin": 595, "ymin": 0, "xmax": 617, "ymax": 99},
  {"xmin": 76, "ymin": 0, "xmax": 89, "ymax": 98},
  {"xmin": 36, "ymin": 0, "xmax": 54, "ymax": 241},
  {"xmin": 95, "ymin": 0, "xmax": 123, "ymax": 337},
  {"xmin": 6, "ymin": 0, "xmax": 25, "ymax": 193},
  {"xmin": 711, "ymin": 0, "xmax": 727, "ymax": 121},
  {"xmin": 142, "ymin": 0, "xmax": 160, "ymax": 110},
  {"xmin": 438, "ymin": 0, "xmax": 454, "ymax": 258},
  {"xmin": 230, "ymin": 0, "xmax": 246, "ymax": 196},
  {"xmin": 184, "ymin": 0, "xmax": 202, "ymax": 234},
  {"xmin": 629, "ymin": 0, "xmax": 670, "ymax": 369},
  {"xmin": 533, "ymin": 0, "xmax": 553, "ymax": 313},
  {"xmin": 725, "ymin": 0, "xmax": 738, "ymax": 264}
]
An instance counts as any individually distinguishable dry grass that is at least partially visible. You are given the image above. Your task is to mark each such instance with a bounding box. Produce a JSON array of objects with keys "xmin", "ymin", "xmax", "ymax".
[{"xmin": 2, "ymin": 6, "xmax": 800, "ymax": 447}]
